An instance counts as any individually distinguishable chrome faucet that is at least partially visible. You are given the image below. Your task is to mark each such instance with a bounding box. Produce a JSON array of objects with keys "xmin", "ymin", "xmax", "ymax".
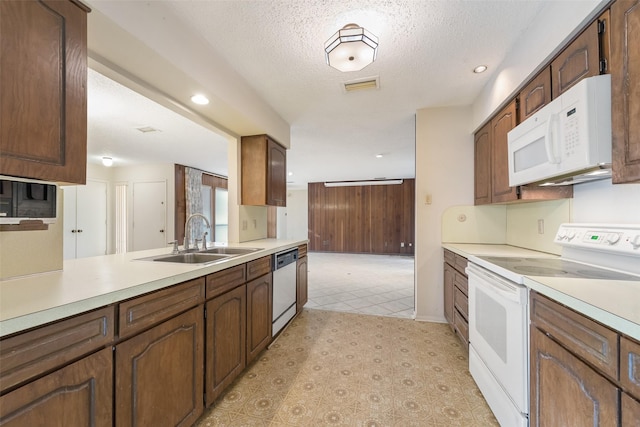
[{"xmin": 184, "ymin": 213, "xmax": 211, "ymax": 251}]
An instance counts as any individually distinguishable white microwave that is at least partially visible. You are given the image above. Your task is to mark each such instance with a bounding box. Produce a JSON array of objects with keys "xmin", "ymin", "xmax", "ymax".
[{"xmin": 507, "ymin": 74, "xmax": 612, "ymax": 186}]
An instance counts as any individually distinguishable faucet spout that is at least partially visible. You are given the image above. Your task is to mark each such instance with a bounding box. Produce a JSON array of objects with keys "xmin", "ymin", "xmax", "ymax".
[{"xmin": 184, "ymin": 213, "xmax": 211, "ymax": 250}]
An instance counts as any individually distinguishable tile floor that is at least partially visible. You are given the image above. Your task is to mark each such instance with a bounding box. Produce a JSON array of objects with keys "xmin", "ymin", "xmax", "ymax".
[{"xmin": 305, "ymin": 252, "xmax": 415, "ymax": 319}]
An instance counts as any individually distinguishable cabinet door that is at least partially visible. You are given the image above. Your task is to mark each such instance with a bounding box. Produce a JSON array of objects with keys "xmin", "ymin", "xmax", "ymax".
[
  {"xmin": 116, "ymin": 307, "xmax": 204, "ymax": 427},
  {"xmin": 296, "ymin": 256, "xmax": 308, "ymax": 314},
  {"xmin": 622, "ymin": 393, "xmax": 640, "ymax": 426},
  {"xmin": 0, "ymin": 0, "xmax": 88, "ymax": 184},
  {"xmin": 519, "ymin": 67, "xmax": 552, "ymax": 122},
  {"xmin": 490, "ymin": 100, "xmax": 518, "ymax": 203},
  {"xmin": 247, "ymin": 274, "xmax": 272, "ymax": 365},
  {"xmin": 611, "ymin": 0, "xmax": 640, "ymax": 183},
  {"xmin": 205, "ymin": 284, "xmax": 246, "ymax": 407},
  {"xmin": 267, "ymin": 137, "xmax": 287, "ymax": 206},
  {"xmin": 474, "ymin": 122, "xmax": 492, "ymax": 205},
  {"xmin": 530, "ymin": 327, "xmax": 619, "ymax": 427},
  {"xmin": 551, "ymin": 19, "xmax": 601, "ymax": 97},
  {"xmin": 0, "ymin": 348, "xmax": 112, "ymax": 426},
  {"xmin": 443, "ymin": 263, "xmax": 454, "ymax": 326}
]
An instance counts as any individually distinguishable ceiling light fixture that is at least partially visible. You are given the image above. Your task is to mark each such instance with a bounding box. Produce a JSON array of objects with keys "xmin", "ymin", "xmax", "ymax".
[
  {"xmin": 473, "ymin": 65, "xmax": 488, "ymax": 74},
  {"xmin": 375, "ymin": 154, "xmax": 383, "ymax": 158},
  {"xmin": 102, "ymin": 157, "xmax": 113, "ymax": 167},
  {"xmin": 325, "ymin": 23, "xmax": 378, "ymax": 72},
  {"xmin": 190, "ymin": 94, "xmax": 210, "ymax": 105},
  {"xmin": 324, "ymin": 179, "xmax": 403, "ymax": 187}
]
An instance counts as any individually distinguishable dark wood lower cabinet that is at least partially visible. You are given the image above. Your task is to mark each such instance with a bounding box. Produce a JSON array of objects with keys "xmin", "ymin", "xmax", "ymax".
[
  {"xmin": 622, "ymin": 393, "xmax": 640, "ymax": 425},
  {"xmin": 116, "ymin": 307, "xmax": 204, "ymax": 427},
  {"xmin": 205, "ymin": 284, "xmax": 247, "ymax": 407},
  {"xmin": 530, "ymin": 327, "xmax": 619, "ymax": 427},
  {"xmin": 296, "ymin": 255, "xmax": 308, "ymax": 313},
  {"xmin": 0, "ymin": 347, "xmax": 112, "ymax": 426},
  {"xmin": 443, "ymin": 262, "xmax": 454, "ymax": 325},
  {"xmin": 247, "ymin": 274, "xmax": 272, "ymax": 365}
]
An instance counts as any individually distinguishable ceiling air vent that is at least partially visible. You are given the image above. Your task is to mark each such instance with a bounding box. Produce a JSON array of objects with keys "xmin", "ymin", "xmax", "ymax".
[
  {"xmin": 136, "ymin": 126, "xmax": 160, "ymax": 133},
  {"xmin": 342, "ymin": 76, "xmax": 379, "ymax": 93}
]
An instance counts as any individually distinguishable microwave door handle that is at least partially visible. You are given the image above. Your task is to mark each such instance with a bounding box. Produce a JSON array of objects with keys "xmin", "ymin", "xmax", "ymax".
[{"xmin": 545, "ymin": 113, "xmax": 561, "ymax": 164}]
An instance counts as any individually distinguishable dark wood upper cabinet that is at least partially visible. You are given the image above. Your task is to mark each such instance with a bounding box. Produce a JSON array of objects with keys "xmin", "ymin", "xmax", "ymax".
[
  {"xmin": 519, "ymin": 67, "xmax": 552, "ymax": 122},
  {"xmin": 241, "ymin": 134, "xmax": 287, "ymax": 207},
  {"xmin": 474, "ymin": 122, "xmax": 492, "ymax": 205},
  {"xmin": 0, "ymin": 0, "xmax": 90, "ymax": 184},
  {"xmin": 490, "ymin": 101, "xmax": 519, "ymax": 203},
  {"xmin": 611, "ymin": 0, "xmax": 640, "ymax": 183},
  {"xmin": 551, "ymin": 19, "xmax": 601, "ymax": 97}
]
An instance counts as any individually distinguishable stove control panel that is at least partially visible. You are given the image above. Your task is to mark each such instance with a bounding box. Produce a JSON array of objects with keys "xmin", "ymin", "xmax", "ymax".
[{"xmin": 555, "ymin": 223, "xmax": 640, "ymax": 255}]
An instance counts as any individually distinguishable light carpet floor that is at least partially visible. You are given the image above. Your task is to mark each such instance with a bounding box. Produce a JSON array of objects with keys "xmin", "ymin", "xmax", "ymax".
[{"xmin": 195, "ymin": 309, "xmax": 498, "ymax": 426}]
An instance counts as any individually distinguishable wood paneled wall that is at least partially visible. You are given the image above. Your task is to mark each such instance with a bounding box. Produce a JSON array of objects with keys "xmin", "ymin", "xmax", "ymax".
[{"xmin": 308, "ymin": 180, "xmax": 415, "ymax": 255}]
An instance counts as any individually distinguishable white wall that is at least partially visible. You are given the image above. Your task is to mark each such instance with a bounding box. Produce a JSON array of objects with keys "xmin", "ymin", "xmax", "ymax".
[
  {"xmin": 572, "ymin": 180, "xmax": 640, "ymax": 223},
  {"xmin": 415, "ymin": 106, "xmax": 474, "ymax": 322},
  {"xmin": 285, "ymin": 189, "xmax": 309, "ymax": 241},
  {"xmin": 111, "ymin": 163, "xmax": 175, "ymax": 251}
]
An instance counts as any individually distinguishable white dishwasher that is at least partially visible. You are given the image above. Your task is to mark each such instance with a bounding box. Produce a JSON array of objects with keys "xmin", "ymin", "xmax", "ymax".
[{"xmin": 272, "ymin": 248, "xmax": 298, "ymax": 336}]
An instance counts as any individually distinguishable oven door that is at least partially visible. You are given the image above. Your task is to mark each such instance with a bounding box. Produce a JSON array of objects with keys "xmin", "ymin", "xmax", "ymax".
[{"xmin": 467, "ymin": 263, "xmax": 529, "ymax": 418}]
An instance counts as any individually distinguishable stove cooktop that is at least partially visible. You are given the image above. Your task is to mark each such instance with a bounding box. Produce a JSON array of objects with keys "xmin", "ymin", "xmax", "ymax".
[{"xmin": 478, "ymin": 256, "xmax": 640, "ymax": 281}]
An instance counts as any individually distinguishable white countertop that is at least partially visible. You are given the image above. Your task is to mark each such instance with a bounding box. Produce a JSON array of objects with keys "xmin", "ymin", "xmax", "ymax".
[
  {"xmin": 443, "ymin": 243, "xmax": 640, "ymax": 341},
  {"xmin": 0, "ymin": 239, "xmax": 306, "ymax": 337}
]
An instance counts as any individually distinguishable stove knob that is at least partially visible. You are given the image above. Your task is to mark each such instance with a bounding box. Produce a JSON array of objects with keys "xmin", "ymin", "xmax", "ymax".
[
  {"xmin": 557, "ymin": 229, "xmax": 568, "ymax": 240},
  {"xmin": 567, "ymin": 230, "xmax": 576, "ymax": 240},
  {"xmin": 630, "ymin": 235, "xmax": 640, "ymax": 250},
  {"xmin": 606, "ymin": 233, "xmax": 620, "ymax": 245}
]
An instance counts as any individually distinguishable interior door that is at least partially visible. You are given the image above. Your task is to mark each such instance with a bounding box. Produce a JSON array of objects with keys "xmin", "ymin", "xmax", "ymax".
[
  {"xmin": 133, "ymin": 181, "xmax": 167, "ymax": 251},
  {"xmin": 76, "ymin": 180, "xmax": 107, "ymax": 258},
  {"xmin": 62, "ymin": 186, "xmax": 78, "ymax": 260},
  {"xmin": 62, "ymin": 180, "xmax": 107, "ymax": 259}
]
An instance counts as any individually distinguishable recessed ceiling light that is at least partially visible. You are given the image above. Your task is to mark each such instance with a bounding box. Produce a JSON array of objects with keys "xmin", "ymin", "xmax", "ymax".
[
  {"xmin": 102, "ymin": 157, "xmax": 113, "ymax": 167},
  {"xmin": 288, "ymin": 172, "xmax": 293, "ymax": 176},
  {"xmin": 136, "ymin": 126, "xmax": 160, "ymax": 133},
  {"xmin": 190, "ymin": 94, "xmax": 209, "ymax": 105},
  {"xmin": 376, "ymin": 154, "xmax": 383, "ymax": 158},
  {"xmin": 473, "ymin": 65, "xmax": 488, "ymax": 74}
]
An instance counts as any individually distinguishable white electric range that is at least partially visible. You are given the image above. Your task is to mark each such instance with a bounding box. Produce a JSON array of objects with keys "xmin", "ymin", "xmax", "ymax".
[{"xmin": 466, "ymin": 223, "xmax": 640, "ymax": 427}]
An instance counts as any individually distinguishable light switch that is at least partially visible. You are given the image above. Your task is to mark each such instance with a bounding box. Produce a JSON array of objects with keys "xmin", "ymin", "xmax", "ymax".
[{"xmin": 425, "ymin": 194, "xmax": 432, "ymax": 205}]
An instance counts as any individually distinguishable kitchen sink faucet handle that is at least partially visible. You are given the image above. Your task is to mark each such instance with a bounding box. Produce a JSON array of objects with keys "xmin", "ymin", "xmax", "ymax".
[
  {"xmin": 168, "ymin": 240, "xmax": 179, "ymax": 254},
  {"xmin": 202, "ymin": 231, "xmax": 208, "ymax": 250}
]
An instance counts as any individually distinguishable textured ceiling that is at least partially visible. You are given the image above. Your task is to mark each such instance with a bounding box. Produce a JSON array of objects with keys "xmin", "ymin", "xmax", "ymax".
[{"xmin": 88, "ymin": 0, "xmax": 550, "ymax": 187}]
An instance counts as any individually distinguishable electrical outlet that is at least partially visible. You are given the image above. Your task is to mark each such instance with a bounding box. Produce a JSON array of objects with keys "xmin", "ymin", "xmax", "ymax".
[
  {"xmin": 401, "ymin": 242, "xmax": 405, "ymax": 247},
  {"xmin": 538, "ymin": 219, "xmax": 544, "ymax": 234}
]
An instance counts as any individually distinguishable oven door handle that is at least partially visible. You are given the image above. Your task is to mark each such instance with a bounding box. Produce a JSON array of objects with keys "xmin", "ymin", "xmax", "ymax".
[{"xmin": 469, "ymin": 269, "xmax": 525, "ymax": 304}]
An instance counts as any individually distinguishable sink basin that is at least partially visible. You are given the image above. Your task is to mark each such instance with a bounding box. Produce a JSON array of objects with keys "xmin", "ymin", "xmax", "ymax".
[
  {"xmin": 201, "ymin": 247, "xmax": 262, "ymax": 255},
  {"xmin": 140, "ymin": 252, "xmax": 232, "ymax": 264}
]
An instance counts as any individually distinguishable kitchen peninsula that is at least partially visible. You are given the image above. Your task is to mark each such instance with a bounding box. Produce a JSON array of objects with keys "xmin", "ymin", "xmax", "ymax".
[{"xmin": 0, "ymin": 239, "xmax": 307, "ymax": 426}]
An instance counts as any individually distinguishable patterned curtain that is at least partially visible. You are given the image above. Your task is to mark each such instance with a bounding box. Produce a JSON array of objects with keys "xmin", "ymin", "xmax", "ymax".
[{"xmin": 185, "ymin": 167, "xmax": 205, "ymax": 245}]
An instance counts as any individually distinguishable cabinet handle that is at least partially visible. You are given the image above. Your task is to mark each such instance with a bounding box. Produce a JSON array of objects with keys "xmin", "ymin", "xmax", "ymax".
[
  {"xmin": 71, "ymin": 229, "xmax": 76, "ymax": 233},
  {"xmin": 77, "ymin": 229, "xmax": 83, "ymax": 233},
  {"xmin": 159, "ymin": 229, "xmax": 165, "ymax": 233}
]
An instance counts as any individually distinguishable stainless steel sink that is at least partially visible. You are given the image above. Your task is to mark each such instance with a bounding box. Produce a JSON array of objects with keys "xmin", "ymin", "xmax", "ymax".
[
  {"xmin": 135, "ymin": 247, "xmax": 263, "ymax": 264},
  {"xmin": 200, "ymin": 247, "xmax": 262, "ymax": 255},
  {"xmin": 139, "ymin": 252, "xmax": 232, "ymax": 264}
]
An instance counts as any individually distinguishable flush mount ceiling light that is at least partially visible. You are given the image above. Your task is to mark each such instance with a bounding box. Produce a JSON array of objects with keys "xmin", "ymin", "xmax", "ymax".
[
  {"xmin": 102, "ymin": 157, "xmax": 113, "ymax": 167},
  {"xmin": 190, "ymin": 94, "xmax": 209, "ymax": 105},
  {"xmin": 473, "ymin": 65, "xmax": 488, "ymax": 74},
  {"xmin": 325, "ymin": 23, "xmax": 378, "ymax": 72}
]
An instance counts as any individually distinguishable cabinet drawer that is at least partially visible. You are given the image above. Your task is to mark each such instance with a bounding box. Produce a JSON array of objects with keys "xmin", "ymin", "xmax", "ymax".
[
  {"xmin": 530, "ymin": 292, "xmax": 618, "ymax": 380},
  {"xmin": 247, "ymin": 256, "xmax": 271, "ymax": 281},
  {"xmin": 453, "ymin": 309, "xmax": 469, "ymax": 346},
  {"xmin": 621, "ymin": 336, "xmax": 640, "ymax": 401},
  {"xmin": 119, "ymin": 278, "xmax": 204, "ymax": 339},
  {"xmin": 454, "ymin": 254, "xmax": 468, "ymax": 274},
  {"xmin": 454, "ymin": 272, "xmax": 468, "ymax": 296},
  {"xmin": 444, "ymin": 249, "xmax": 456, "ymax": 265},
  {"xmin": 298, "ymin": 244, "xmax": 308, "ymax": 258},
  {"xmin": 454, "ymin": 287, "xmax": 468, "ymax": 320},
  {"xmin": 206, "ymin": 264, "xmax": 246, "ymax": 300},
  {"xmin": 0, "ymin": 306, "xmax": 114, "ymax": 393}
]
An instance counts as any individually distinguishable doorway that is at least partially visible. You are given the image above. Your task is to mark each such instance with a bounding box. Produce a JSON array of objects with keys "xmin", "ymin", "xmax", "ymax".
[{"xmin": 62, "ymin": 180, "xmax": 108, "ymax": 259}]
